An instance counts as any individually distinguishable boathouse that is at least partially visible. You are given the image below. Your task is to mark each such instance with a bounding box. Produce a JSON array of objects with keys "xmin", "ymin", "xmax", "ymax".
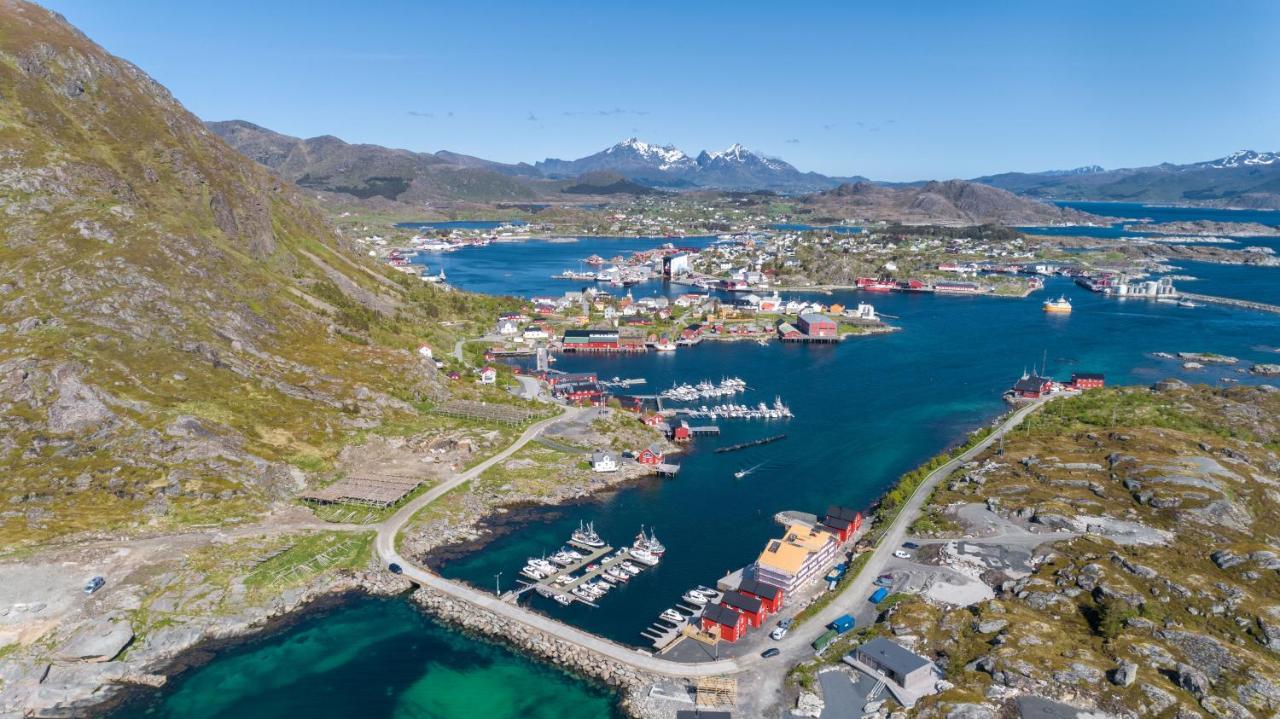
[
  {"xmin": 776, "ymin": 322, "xmax": 803, "ymax": 341},
  {"xmin": 701, "ymin": 604, "xmax": 747, "ymax": 643},
  {"xmin": 562, "ymin": 328, "xmax": 621, "ymax": 352},
  {"xmin": 1011, "ymin": 373, "xmax": 1053, "ymax": 399},
  {"xmin": 719, "ymin": 591, "xmax": 767, "ymax": 629},
  {"xmin": 797, "ymin": 313, "xmax": 837, "ymax": 338},
  {"xmin": 737, "ymin": 576, "xmax": 784, "ymax": 614},
  {"xmin": 1070, "ymin": 372, "xmax": 1105, "ymax": 390}
]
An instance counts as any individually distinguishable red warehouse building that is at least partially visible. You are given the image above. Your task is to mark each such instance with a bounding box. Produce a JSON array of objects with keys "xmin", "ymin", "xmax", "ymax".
[
  {"xmin": 720, "ymin": 591, "xmax": 767, "ymax": 629},
  {"xmin": 1011, "ymin": 373, "xmax": 1053, "ymax": 399},
  {"xmin": 737, "ymin": 577, "xmax": 784, "ymax": 614},
  {"xmin": 701, "ymin": 604, "xmax": 747, "ymax": 643},
  {"xmin": 797, "ymin": 313, "xmax": 837, "ymax": 338},
  {"xmin": 1071, "ymin": 372, "xmax": 1105, "ymax": 390}
]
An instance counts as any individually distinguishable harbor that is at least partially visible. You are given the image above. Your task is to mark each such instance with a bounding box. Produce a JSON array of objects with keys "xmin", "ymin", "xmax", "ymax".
[{"xmin": 508, "ymin": 523, "xmax": 666, "ymax": 608}]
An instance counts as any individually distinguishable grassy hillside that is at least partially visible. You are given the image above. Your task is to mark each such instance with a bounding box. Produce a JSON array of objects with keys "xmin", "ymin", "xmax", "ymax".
[{"xmin": 0, "ymin": 0, "xmax": 516, "ymax": 550}]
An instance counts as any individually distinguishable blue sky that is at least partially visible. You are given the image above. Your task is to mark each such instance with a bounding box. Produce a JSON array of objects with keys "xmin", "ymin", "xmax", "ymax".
[{"xmin": 40, "ymin": 0, "xmax": 1280, "ymax": 181}]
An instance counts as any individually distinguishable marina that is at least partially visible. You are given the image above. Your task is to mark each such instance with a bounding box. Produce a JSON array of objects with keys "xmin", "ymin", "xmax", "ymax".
[{"xmin": 509, "ymin": 523, "xmax": 665, "ymax": 608}]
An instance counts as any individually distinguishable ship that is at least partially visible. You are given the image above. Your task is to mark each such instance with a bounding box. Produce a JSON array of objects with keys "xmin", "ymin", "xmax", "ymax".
[
  {"xmin": 633, "ymin": 526, "xmax": 665, "ymax": 557},
  {"xmin": 1042, "ymin": 296, "xmax": 1073, "ymax": 313},
  {"xmin": 571, "ymin": 520, "xmax": 605, "ymax": 548}
]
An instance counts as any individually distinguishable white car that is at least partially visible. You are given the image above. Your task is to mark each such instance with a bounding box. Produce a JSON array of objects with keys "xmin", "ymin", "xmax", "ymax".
[
  {"xmin": 770, "ymin": 626, "xmax": 788, "ymax": 641},
  {"xmin": 893, "ymin": 550, "xmax": 912, "ymax": 560}
]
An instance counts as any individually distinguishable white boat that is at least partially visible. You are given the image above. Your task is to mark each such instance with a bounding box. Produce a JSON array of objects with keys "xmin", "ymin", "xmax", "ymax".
[
  {"xmin": 652, "ymin": 340, "xmax": 677, "ymax": 352},
  {"xmin": 520, "ymin": 566, "xmax": 545, "ymax": 580},
  {"xmin": 734, "ymin": 462, "xmax": 764, "ymax": 479},
  {"xmin": 660, "ymin": 609, "xmax": 684, "ymax": 623},
  {"xmin": 552, "ymin": 593, "xmax": 573, "ymax": 606},
  {"xmin": 1043, "ymin": 296, "xmax": 1072, "ymax": 313},
  {"xmin": 681, "ymin": 591, "xmax": 708, "ymax": 605},
  {"xmin": 620, "ymin": 562, "xmax": 641, "ymax": 575},
  {"xmin": 629, "ymin": 548, "xmax": 660, "ymax": 566},
  {"xmin": 1177, "ymin": 300, "xmax": 1198, "ymax": 308},
  {"xmin": 633, "ymin": 526, "xmax": 666, "ymax": 557},
  {"xmin": 571, "ymin": 521, "xmax": 605, "ymax": 548},
  {"xmin": 606, "ymin": 567, "xmax": 631, "ymax": 582}
]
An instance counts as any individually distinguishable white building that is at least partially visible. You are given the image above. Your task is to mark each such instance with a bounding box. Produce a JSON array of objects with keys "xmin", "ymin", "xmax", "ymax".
[
  {"xmin": 479, "ymin": 366, "xmax": 497, "ymax": 384},
  {"xmin": 591, "ymin": 451, "xmax": 618, "ymax": 473}
]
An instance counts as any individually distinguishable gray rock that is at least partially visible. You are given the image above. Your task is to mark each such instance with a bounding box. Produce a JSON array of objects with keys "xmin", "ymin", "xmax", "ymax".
[
  {"xmin": 54, "ymin": 618, "xmax": 134, "ymax": 662},
  {"xmin": 1176, "ymin": 663, "xmax": 1211, "ymax": 698},
  {"xmin": 974, "ymin": 619, "xmax": 1008, "ymax": 634},
  {"xmin": 945, "ymin": 704, "xmax": 995, "ymax": 719},
  {"xmin": 1110, "ymin": 660, "xmax": 1138, "ymax": 687}
]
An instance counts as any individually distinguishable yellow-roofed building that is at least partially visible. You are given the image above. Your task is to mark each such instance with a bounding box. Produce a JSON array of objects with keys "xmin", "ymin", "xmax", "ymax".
[{"xmin": 753, "ymin": 522, "xmax": 838, "ymax": 594}]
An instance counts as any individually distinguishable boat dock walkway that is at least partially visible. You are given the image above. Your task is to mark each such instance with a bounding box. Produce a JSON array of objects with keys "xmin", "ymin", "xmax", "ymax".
[
  {"xmin": 1178, "ymin": 292, "xmax": 1280, "ymax": 315},
  {"xmin": 511, "ymin": 543, "xmax": 654, "ymax": 607}
]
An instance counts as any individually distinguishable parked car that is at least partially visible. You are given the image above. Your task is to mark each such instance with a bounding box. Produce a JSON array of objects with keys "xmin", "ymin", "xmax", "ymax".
[
  {"xmin": 893, "ymin": 550, "xmax": 912, "ymax": 559},
  {"xmin": 902, "ymin": 541, "xmax": 920, "ymax": 550},
  {"xmin": 761, "ymin": 648, "xmax": 781, "ymax": 658},
  {"xmin": 770, "ymin": 626, "xmax": 788, "ymax": 641},
  {"xmin": 874, "ymin": 575, "xmax": 894, "ymax": 587},
  {"xmin": 83, "ymin": 576, "xmax": 105, "ymax": 594},
  {"xmin": 388, "ymin": 563, "xmax": 403, "ymax": 574}
]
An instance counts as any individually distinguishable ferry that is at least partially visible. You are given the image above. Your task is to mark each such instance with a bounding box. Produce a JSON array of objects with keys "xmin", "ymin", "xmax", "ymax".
[
  {"xmin": 571, "ymin": 521, "xmax": 605, "ymax": 548},
  {"xmin": 1042, "ymin": 296, "xmax": 1073, "ymax": 313}
]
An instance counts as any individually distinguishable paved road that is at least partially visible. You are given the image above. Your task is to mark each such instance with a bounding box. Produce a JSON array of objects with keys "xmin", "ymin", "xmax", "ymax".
[{"xmin": 374, "ymin": 396, "xmax": 1050, "ymax": 680}]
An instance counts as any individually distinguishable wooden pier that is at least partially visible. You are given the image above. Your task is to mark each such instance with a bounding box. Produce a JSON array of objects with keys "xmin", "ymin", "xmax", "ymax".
[{"xmin": 511, "ymin": 543, "xmax": 656, "ymax": 607}]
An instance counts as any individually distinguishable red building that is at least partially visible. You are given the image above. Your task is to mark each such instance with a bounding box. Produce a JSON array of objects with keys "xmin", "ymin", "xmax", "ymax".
[
  {"xmin": 797, "ymin": 313, "xmax": 837, "ymax": 338},
  {"xmin": 680, "ymin": 324, "xmax": 705, "ymax": 341},
  {"xmin": 720, "ymin": 591, "xmax": 767, "ymax": 629},
  {"xmin": 1070, "ymin": 373, "xmax": 1105, "ymax": 390},
  {"xmin": 820, "ymin": 506, "xmax": 864, "ymax": 543},
  {"xmin": 671, "ymin": 424, "xmax": 692, "ymax": 442},
  {"xmin": 637, "ymin": 444, "xmax": 665, "ymax": 465},
  {"xmin": 701, "ymin": 604, "xmax": 747, "ymax": 643},
  {"xmin": 737, "ymin": 577, "xmax": 785, "ymax": 614}
]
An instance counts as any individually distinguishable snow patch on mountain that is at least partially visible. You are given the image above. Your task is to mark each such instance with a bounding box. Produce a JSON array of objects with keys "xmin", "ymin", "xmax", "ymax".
[
  {"xmin": 606, "ymin": 137, "xmax": 692, "ymax": 170},
  {"xmin": 1206, "ymin": 150, "xmax": 1279, "ymax": 169}
]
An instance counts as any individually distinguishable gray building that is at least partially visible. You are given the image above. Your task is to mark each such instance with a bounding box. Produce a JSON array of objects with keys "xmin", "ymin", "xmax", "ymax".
[{"xmin": 851, "ymin": 637, "xmax": 937, "ymax": 694}]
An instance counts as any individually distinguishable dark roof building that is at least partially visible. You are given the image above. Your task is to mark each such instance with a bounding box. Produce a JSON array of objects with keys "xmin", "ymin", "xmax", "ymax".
[
  {"xmin": 737, "ymin": 577, "xmax": 782, "ymax": 602},
  {"xmin": 719, "ymin": 591, "xmax": 763, "ymax": 615},
  {"xmin": 701, "ymin": 604, "xmax": 742, "ymax": 626}
]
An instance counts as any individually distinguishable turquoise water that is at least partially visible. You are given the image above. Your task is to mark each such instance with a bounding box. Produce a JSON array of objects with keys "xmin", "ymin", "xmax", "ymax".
[
  {"xmin": 114, "ymin": 209, "xmax": 1280, "ymax": 717},
  {"xmin": 109, "ymin": 598, "xmax": 621, "ymax": 719}
]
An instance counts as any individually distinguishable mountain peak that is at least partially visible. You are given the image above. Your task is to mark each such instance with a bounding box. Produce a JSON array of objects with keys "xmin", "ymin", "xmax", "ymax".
[
  {"xmin": 606, "ymin": 137, "xmax": 689, "ymax": 167},
  {"xmin": 1206, "ymin": 150, "xmax": 1279, "ymax": 169}
]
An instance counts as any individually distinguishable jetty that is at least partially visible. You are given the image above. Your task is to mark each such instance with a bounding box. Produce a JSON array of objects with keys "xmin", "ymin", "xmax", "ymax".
[
  {"xmin": 1177, "ymin": 292, "xmax": 1280, "ymax": 315},
  {"xmin": 715, "ymin": 433, "xmax": 787, "ymax": 454},
  {"xmin": 511, "ymin": 542, "xmax": 659, "ymax": 607}
]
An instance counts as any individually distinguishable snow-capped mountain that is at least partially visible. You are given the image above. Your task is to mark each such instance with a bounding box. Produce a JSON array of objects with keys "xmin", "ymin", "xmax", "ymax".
[
  {"xmin": 1203, "ymin": 150, "xmax": 1279, "ymax": 169},
  {"xmin": 1038, "ymin": 165, "xmax": 1105, "ymax": 177},
  {"xmin": 534, "ymin": 138, "xmax": 857, "ymax": 192}
]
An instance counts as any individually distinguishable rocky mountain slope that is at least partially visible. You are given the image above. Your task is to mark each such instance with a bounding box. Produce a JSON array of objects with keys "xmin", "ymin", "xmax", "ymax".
[
  {"xmin": 800, "ymin": 180, "xmax": 1096, "ymax": 225},
  {"xmin": 207, "ymin": 119, "xmax": 555, "ymax": 203},
  {"xmin": 0, "ymin": 0, "xmax": 499, "ymax": 551},
  {"xmin": 974, "ymin": 151, "xmax": 1280, "ymax": 209}
]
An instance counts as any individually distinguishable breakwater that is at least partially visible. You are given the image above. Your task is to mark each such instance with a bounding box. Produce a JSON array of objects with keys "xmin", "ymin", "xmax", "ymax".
[{"xmin": 1178, "ymin": 292, "xmax": 1280, "ymax": 315}]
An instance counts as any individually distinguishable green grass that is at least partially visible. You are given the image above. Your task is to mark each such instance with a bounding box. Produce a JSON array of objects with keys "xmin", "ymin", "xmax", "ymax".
[{"xmin": 243, "ymin": 531, "xmax": 374, "ymax": 592}]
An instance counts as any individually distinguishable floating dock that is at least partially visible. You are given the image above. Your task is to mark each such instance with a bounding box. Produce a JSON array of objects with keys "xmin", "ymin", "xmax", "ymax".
[
  {"xmin": 511, "ymin": 542, "xmax": 657, "ymax": 607},
  {"xmin": 715, "ymin": 434, "xmax": 787, "ymax": 454}
]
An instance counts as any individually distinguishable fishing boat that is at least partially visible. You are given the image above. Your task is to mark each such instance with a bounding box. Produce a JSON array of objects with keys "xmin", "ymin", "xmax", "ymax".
[
  {"xmin": 1043, "ymin": 296, "xmax": 1072, "ymax": 313},
  {"xmin": 629, "ymin": 548, "xmax": 660, "ymax": 566},
  {"xmin": 571, "ymin": 521, "xmax": 605, "ymax": 548},
  {"xmin": 633, "ymin": 527, "xmax": 666, "ymax": 557}
]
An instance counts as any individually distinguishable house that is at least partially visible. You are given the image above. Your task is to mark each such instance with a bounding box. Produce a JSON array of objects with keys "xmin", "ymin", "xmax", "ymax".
[
  {"xmin": 591, "ymin": 451, "xmax": 618, "ymax": 473},
  {"xmin": 720, "ymin": 590, "xmax": 767, "ymax": 629},
  {"xmin": 737, "ymin": 576, "xmax": 784, "ymax": 614},
  {"xmin": 700, "ymin": 604, "xmax": 747, "ymax": 643},
  {"xmin": 753, "ymin": 522, "xmax": 839, "ymax": 594},
  {"xmin": 522, "ymin": 326, "xmax": 549, "ymax": 341},
  {"xmin": 797, "ymin": 313, "xmax": 837, "ymax": 338},
  {"xmin": 776, "ymin": 322, "xmax": 803, "ymax": 341},
  {"xmin": 851, "ymin": 303, "xmax": 878, "ymax": 321},
  {"xmin": 820, "ymin": 505, "xmax": 864, "ymax": 543},
  {"xmin": 636, "ymin": 443, "xmax": 665, "ymax": 465},
  {"xmin": 680, "ymin": 324, "xmax": 705, "ymax": 341},
  {"xmin": 849, "ymin": 637, "xmax": 939, "ymax": 695},
  {"xmin": 1011, "ymin": 373, "xmax": 1053, "ymax": 399},
  {"xmin": 1071, "ymin": 372, "xmax": 1105, "ymax": 390},
  {"xmin": 496, "ymin": 319, "xmax": 519, "ymax": 336},
  {"xmin": 671, "ymin": 422, "xmax": 691, "ymax": 443},
  {"xmin": 479, "ymin": 366, "xmax": 497, "ymax": 384}
]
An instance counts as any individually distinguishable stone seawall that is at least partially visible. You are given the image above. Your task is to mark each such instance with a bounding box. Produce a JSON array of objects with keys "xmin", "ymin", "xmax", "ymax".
[{"xmin": 411, "ymin": 585, "xmax": 659, "ymax": 714}]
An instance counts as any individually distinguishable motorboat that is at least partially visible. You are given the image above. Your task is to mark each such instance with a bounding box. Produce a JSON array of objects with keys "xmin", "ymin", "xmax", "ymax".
[
  {"xmin": 660, "ymin": 609, "xmax": 684, "ymax": 623},
  {"xmin": 681, "ymin": 591, "xmax": 708, "ymax": 605}
]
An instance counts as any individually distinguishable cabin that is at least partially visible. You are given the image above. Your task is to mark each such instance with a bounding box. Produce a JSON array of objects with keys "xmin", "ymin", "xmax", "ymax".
[
  {"xmin": 797, "ymin": 313, "xmax": 837, "ymax": 338},
  {"xmin": 737, "ymin": 576, "xmax": 785, "ymax": 614},
  {"xmin": 1011, "ymin": 373, "xmax": 1053, "ymax": 399},
  {"xmin": 478, "ymin": 366, "xmax": 497, "ymax": 385},
  {"xmin": 720, "ymin": 591, "xmax": 767, "ymax": 629},
  {"xmin": 700, "ymin": 604, "xmax": 747, "ymax": 643},
  {"xmin": 636, "ymin": 443, "xmax": 665, "ymax": 465},
  {"xmin": 1070, "ymin": 372, "xmax": 1105, "ymax": 390},
  {"xmin": 671, "ymin": 423, "xmax": 692, "ymax": 442},
  {"xmin": 591, "ymin": 451, "xmax": 618, "ymax": 473}
]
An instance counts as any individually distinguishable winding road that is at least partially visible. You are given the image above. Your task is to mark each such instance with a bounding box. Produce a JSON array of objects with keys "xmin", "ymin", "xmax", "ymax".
[{"xmin": 373, "ymin": 396, "xmax": 1050, "ymax": 680}]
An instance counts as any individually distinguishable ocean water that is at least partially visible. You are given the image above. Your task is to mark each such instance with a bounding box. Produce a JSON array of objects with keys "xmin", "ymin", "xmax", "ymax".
[
  {"xmin": 397, "ymin": 220, "xmax": 528, "ymax": 231},
  {"xmin": 108, "ymin": 598, "xmax": 621, "ymax": 719},
  {"xmin": 114, "ymin": 211, "xmax": 1280, "ymax": 718},
  {"xmin": 1022, "ymin": 202, "xmax": 1280, "ymax": 250}
]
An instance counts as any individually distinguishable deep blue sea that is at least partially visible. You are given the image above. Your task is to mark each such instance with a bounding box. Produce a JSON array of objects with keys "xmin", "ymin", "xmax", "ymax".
[{"xmin": 114, "ymin": 210, "xmax": 1280, "ymax": 719}]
